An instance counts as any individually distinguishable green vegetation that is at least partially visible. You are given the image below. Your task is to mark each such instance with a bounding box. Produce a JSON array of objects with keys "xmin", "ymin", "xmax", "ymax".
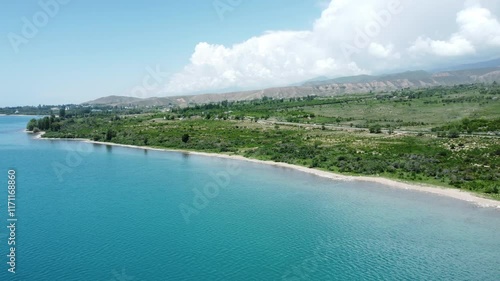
[
  {"xmin": 432, "ymin": 118, "xmax": 500, "ymax": 134},
  {"xmin": 29, "ymin": 83, "xmax": 500, "ymax": 198}
]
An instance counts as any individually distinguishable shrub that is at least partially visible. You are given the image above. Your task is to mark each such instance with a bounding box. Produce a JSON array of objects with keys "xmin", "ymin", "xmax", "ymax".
[
  {"xmin": 369, "ymin": 125, "xmax": 382, "ymax": 134},
  {"xmin": 182, "ymin": 134, "xmax": 190, "ymax": 143},
  {"xmin": 447, "ymin": 129, "xmax": 460, "ymax": 138},
  {"xmin": 484, "ymin": 185, "xmax": 499, "ymax": 194}
]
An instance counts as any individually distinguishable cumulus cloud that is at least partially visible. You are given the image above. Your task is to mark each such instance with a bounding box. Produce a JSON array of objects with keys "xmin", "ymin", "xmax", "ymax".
[
  {"xmin": 369, "ymin": 43, "xmax": 400, "ymax": 59},
  {"xmin": 457, "ymin": 5, "xmax": 500, "ymax": 46},
  {"xmin": 164, "ymin": 0, "xmax": 500, "ymax": 95},
  {"xmin": 409, "ymin": 35, "xmax": 476, "ymax": 57},
  {"xmin": 409, "ymin": 5, "xmax": 500, "ymax": 57}
]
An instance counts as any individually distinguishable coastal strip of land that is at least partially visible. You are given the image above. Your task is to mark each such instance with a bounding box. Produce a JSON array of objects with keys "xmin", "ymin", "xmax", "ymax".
[
  {"xmin": 25, "ymin": 84, "xmax": 500, "ymax": 199},
  {"xmin": 33, "ymin": 132, "xmax": 500, "ymax": 209}
]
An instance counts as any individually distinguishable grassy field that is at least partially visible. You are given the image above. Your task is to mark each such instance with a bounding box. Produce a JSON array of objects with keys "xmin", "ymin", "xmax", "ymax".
[
  {"xmin": 169, "ymin": 84, "xmax": 500, "ymax": 133},
  {"xmin": 298, "ymin": 85, "xmax": 499, "ymax": 129}
]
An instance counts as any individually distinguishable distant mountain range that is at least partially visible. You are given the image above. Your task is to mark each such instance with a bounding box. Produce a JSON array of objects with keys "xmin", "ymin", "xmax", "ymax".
[
  {"xmin": 430, "ymin": 58, "xmax": 500, "ymax": 72},
  {"xmin": 85, "ymin": 60, "xmax": 500, "ymax": 108}
]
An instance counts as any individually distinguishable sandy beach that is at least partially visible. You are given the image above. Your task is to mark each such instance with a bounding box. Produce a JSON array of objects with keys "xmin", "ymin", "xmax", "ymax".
[{"xmin": 32, "ymin": 132, "xmax": 500, "ymax": 209}]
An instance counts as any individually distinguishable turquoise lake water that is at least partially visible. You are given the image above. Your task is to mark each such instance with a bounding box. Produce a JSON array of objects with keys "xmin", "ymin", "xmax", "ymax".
[{"xmin": 0, "ymin": 115, "xmax": 499, "ymax": 281}]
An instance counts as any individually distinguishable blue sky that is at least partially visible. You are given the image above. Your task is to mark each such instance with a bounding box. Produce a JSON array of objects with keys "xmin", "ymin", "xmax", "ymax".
[
  {"xmin": 0, "ymin": 0, "xmax": 322, "ymax": 106},
  {"xmin": 1, "ymin": 0, "xmax": 500, "ymax": 107}
]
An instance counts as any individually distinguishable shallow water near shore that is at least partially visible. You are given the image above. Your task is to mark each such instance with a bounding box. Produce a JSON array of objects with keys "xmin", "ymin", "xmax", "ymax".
[{"xmin": 1, "ymin": 115, "xmax": 499, "ymax": 281}]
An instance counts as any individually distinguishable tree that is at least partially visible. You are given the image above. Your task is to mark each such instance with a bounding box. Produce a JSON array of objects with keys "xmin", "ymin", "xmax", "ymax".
[
  {"xmin": 182, "ymin": 134, "xmax": 190, "ymax": 143},
  {"xmin": 50, "ymin": 122, "xmax": 61, "ymax": 132},
  {"xmin": 310, "ymin": 157, "xmax": 320, "ymax": 168},
  {"xmin": 35, "ymin": 117, "xmax": 51, "ymax": 130},
  {"xmin": 27, "ymin": 119, "xmax": 37, "ymax": 131},
  {"xmin": 106, "ymin": 129, "xmax": 115, "ymax": 141},
  {"xmin": 59, "ymin": 107, "xmax": 66, "ymax": 118},
  {"xmin": 369, "ymin": 125, "xmax": 382, "ymax": 134}
]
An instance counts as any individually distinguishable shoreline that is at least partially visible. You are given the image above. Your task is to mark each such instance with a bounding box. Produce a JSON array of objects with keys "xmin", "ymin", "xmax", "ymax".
[{"xmin": 32, "ymin": 132, "xmax": 500, "ymax": 209}]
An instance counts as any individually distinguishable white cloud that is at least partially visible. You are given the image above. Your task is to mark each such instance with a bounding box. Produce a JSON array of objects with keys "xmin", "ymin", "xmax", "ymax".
[
  {"xmin": 409, "ymin": 35, "xmax": 475, "ymax": 57},
  {"xmin": 409, "ymin": 5, "xmax": 500, "ymax": 57},
  {"xmin": 457, "ymin": 6, "xmax": 500, "ymax": 46},
  {"xmin": 368, "ymin": 43, "xmax": 400, "ymax": 59},
  {"xmin": 164, "ymin": 0, "xmax": 500, "ymax": 95}
]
